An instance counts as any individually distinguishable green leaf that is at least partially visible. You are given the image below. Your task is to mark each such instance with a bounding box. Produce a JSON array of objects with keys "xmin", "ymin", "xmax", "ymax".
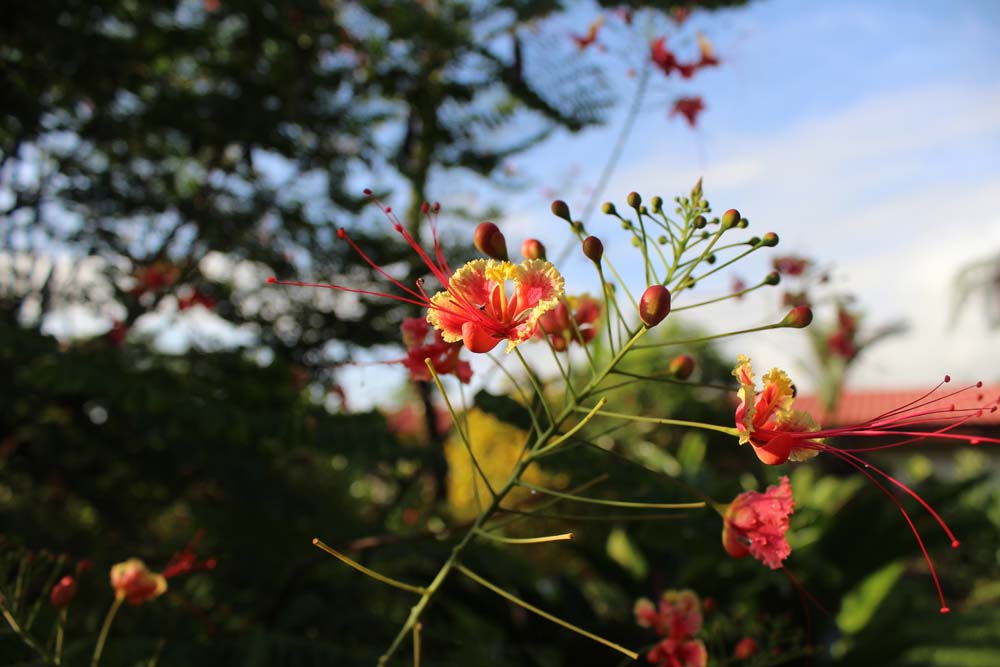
[
  {"xmin": 606, "ymin": 526, "xmax": 648, "ymax": 580},
  {"xmin": 837, "ymin": 560, "xmax": 906, "ymax": 634}
]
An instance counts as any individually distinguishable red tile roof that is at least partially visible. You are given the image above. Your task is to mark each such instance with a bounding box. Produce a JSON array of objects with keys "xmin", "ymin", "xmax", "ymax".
[{"xmin": 795, "ymin": 385, "xmax": 1000, "ymax": 427}]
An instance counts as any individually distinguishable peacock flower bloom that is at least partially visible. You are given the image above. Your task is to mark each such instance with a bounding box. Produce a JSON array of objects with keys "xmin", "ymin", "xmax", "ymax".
[
  {"xmin": 634, "ymin": 589, "xmax": 703, "ymax": 638},
  {"xmin": 426, "ymin": 258, "xmax": 564, "ymax": 353},
  {"xmin": 732, "ymin": 354, "xmax": 1000, "ymax": 612},
  {"xmin": 670, "ymin": 97, "xmax": 705, "ymax": 127},
  {"xmin": 635, "ymin": 589, "xmax": 707, "ymax": 667},
  {"xmin": 646, "ymin": 638, "xmax": 708, "ymax": 667},
  {"xmin": 722, "ymin": 476, "xmax": 794, "ymax": 570},
  {"xmin": 537, "ymin": 294, "xmax": 601, "ymax": 350},
  {"xmin": 269, "ymin": 195, "xmax": 564, "ymax": 354},
  {"xmin": 110, "ymin": 559, "xmax": 167, "ymax": 606}
]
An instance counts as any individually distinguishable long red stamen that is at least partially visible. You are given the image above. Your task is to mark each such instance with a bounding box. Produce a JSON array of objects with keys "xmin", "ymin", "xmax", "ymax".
[
  {"xmin": 825, "ymin": 448, "xmax": 951, "ymax": 614},
  {"xmin": 337, "ymin": 229, "xmax": 427, "ymax": 301},
  {"xmin": 830, "ymin": 446, "xmax": 960, "ymax": 548},
  {"xmin": 267, "ymin": 278, "xmax": 429, "ymax": 307}
]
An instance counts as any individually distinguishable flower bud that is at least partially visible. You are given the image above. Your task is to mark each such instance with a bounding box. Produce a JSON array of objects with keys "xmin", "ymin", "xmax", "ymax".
[
  {"xmin": 626, "ymin": 191, "xmax": 642, "ymax": 209},
  {"xmin": 747, "ymin": 236, "xmax": 760, "ymax": 246},
  {"xmin": 582, "ymin": 236, "xmax": 604, "ymax": 263},
  {"xmin": 734, "ymin": 637, "xmax": 758, "ymax": 660},
  {"xmin": 550, "ymin": 200, "xmax": 571, "ymax": 222},
  {"xmin": 760, "ymin": 232, "xmax": 779, "ymax": 247},
  {"xmin": 601, "ymin": 202, "xmax": 616, "ymax": 215},
  {"xmin": 721, "ymin": 209, "xmax": 740, "ymax": 228},
  {"xmin": 763, "ymin": 271, "xmax": 780, "ymax": 286},
  {"xmin": 737, "ymin": 218, "xmax": 749, "ymax": 229},
  {"xmin": 50, "ymin": 575, "xmax": 77, "ymax": 609},
  {"xmin": 668, "ymin": 354, "xmax": 695, "ymax": 380},
  {"xmin": 650, "ymin": 196, "xmax": 663, "ymax": 213},
  {"xmin": 473, "ymin": 222, "xmax": 508, "ymax": 260},
  {"xmin": 521, "ymin": 238, "xmax": 546, "ymax": 260},
  {"xmin": 639, "ymin": 285, "xmax": 671, "ymax": 328},
  {"xmin": 694, "ymin": 215, "xmax": 707, "ymax": 229},
  {"xmin": 782, "ymin": 305, "xmax": 813, "ymax": 328}
]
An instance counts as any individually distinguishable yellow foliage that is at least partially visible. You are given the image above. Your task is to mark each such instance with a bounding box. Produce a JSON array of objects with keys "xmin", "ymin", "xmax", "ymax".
[{"xmin": 444, "ymin": 409, "xmax": 563, "ymax": 520}]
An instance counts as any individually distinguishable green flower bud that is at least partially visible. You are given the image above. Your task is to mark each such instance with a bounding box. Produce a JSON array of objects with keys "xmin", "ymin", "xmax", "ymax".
[
  {"xmin": 694, "ymin": 215, "xmax": 707, "ymax": 229},
  {"xmin": 601, "ymin": 202, "xmax": 616, "ymax": 215},
  {"xmin": 760, "ymin": 232, "xmax": 779, "ymax": 247},
  {"xmin": 764, "ymin": 271, "xmax": 780, "ymax": 286},
  {"xmin": 650, "ymin": 196, "xmax": 663, "ymax": 213},
  {"xmin": 721, "ymin": 209, "xmax": 741, "ymax": 228}
]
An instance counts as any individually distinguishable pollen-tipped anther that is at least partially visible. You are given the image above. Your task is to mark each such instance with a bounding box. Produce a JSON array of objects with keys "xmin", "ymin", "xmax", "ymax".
[
  {"xmin": 782, "ymin": 305, "xmax": 813, "ymax": 328},
  {"xmin": 639, "ymin": 285, "xmax": 671, "ymax": 328},
  {"xmin": 266, "ymin": 276, "xmax": 277, "ymax": 284},
  {"xmin": 474, "ymin": 222, "xmax": 508, "ymax": 260}
]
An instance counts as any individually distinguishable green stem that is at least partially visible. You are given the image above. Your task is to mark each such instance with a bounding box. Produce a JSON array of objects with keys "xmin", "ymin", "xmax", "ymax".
[
  {"xmin": 577, "ymin": 407, "xmax": 741, "ymax": 437},
  {"xmin": 517, "ymin": 481, "xmax": 704, "ymax": 510},
  {"xmin": 634, "ymin": 321, "xmax": 784, "ymax": 349},
  {"xmin": 455, "ymin": 564, "xmax": 638, "ymax": 660},
  {"xmin": 474, "ymin": 528, "xmax": 574, "ymax": 544},
  {"xmin": 1, "ymin": 603, "xmax": 49, "ymax": 661},
  {"xmin": 91, "ymin": 596, "xmax": 123, "ymax": 667},
  {"xmin": 312, "ymin": 539, "xmax": 427, "ymax": 595},
  {"xmin": 376, "ymin": 328, "xmax": 650, "ymax": 665}
]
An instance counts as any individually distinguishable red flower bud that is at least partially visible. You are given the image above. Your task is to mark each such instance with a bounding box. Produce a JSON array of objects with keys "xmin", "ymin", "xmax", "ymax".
[
  {"xmin": 639, "ymin": 285, "xmax": 671, "ymax": 328},
  {"xmin": 734, "ymin": 637, "xmax": 758, "ymax": 660},
  {"xmin": 627, "ymin": 191, "xmax": 642, "ymax": 209},
  {"xmin": 50, "ymin": 575, "xmax": 77, "ymax": 609},
  {"xmin": 550, "ymin": 200, "xmax": 571, "ymax": 222},
  {"xmin": 582, "ymin": 236, "xmax": 604, "ymax": 263},
  {"xmin": 668, "ymin": 354, "xmax": 695, "ymax": 380},
  {"xmin": 473, "ymin": 222, "xmax": 508, "ymax": 260},
  {"xmin": 782, "ymin": 305, "xmax": 813, "ymax": 328},
  {"xmin": 521, "ymin": 238, "xmax": 546, "ymax": 260}
]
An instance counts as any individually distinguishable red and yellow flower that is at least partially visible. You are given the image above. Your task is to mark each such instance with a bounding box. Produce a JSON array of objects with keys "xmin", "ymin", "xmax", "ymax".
[
  {"xmin": 731, "ymin": 354, "xmax": 1000, "ymax": 612},
  {"xmin": 270, "ymin": 197, "xmax": 564, "ymax": 354},
  {"xmin": 722, "ymin": 476, "xmax": 795, "ymax": 570}
]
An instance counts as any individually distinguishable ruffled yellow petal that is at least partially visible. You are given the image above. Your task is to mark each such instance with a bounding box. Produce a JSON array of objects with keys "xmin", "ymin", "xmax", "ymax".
[
  {"xmin": 427, "ymin": 290, "xmax": 464, "ymax": 343},
  {"xmin": 483, "ymin": 259, "xmax": 518, "ymax": 284},
  {"xmin": 732, "ymin": 355, "xmax": 756, "ymax": 444},
  {"xmin": 506, "ymin": 259, "xmax": 565, "ymax": 352},
  {"xmin": 761, "ymin": 367, "xmax": 795, "ymax": 413}
]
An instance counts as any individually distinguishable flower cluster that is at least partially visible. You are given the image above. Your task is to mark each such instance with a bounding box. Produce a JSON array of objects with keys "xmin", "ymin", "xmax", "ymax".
[{"xmin": 635, "ymin": 590, "xmax": 708, "ymax": 667}]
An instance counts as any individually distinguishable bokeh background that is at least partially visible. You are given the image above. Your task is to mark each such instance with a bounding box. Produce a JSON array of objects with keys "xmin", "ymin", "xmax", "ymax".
[{"xmin": 2, "ymin": 1, "xmax": 998, "ymax": 665}]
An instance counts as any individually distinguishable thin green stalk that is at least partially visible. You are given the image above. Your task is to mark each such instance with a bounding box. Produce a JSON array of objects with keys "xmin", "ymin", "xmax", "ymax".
[
  {"xmin": 514, "ymin": 346, "xmax": 555, "ymax": 427},
  {"xmin": 671, "ymin": 278, "xmax": 770, "ymax": 312},
  {"xmin": 424, "ymin": 359, "xmax": 495, "ymax": 501},
  {"xmin": 517, "ymin": 481, "xmax": 705, "ymax": 510},
  {"xmin": 91, "ymin": 596, "xmax": 123, "ymax": 667},
  {"xmin": 1, "ymin": 604, "xmax": 49, "ymax": 661},
  {"xmin": 54, "ymin": 608, "xmax": 67, "ymax": 665},
  {"xmin": 474, "ymin": 528, "xmax": 574, "ymax": 544},
  {"xmin": 377, "ymin": 328, "xmax": 649, "ymax": 665},
  {"xmin": 312, "ymin": 539, "xmax": 426, "ymax": 594},
  {"xmin": 455, "ymin": 564, "xmax": 638, "ymax": 661},
  {"xmin": 577, "ymin": 407, "xmax": 740, "ymax": 437},
  {"xmin": 531, "ymin": 397, "xmax": 607, "ymax": 456},
  {"xmin": 634, "ymin": 321, "xmax": 785, "ymax": 349}
]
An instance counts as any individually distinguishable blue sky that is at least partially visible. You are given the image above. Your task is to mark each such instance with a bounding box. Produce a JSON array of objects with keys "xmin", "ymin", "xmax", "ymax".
[{"xmin": 435, "ymin": 0, "xmax": 1000, "ymax": 404}]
